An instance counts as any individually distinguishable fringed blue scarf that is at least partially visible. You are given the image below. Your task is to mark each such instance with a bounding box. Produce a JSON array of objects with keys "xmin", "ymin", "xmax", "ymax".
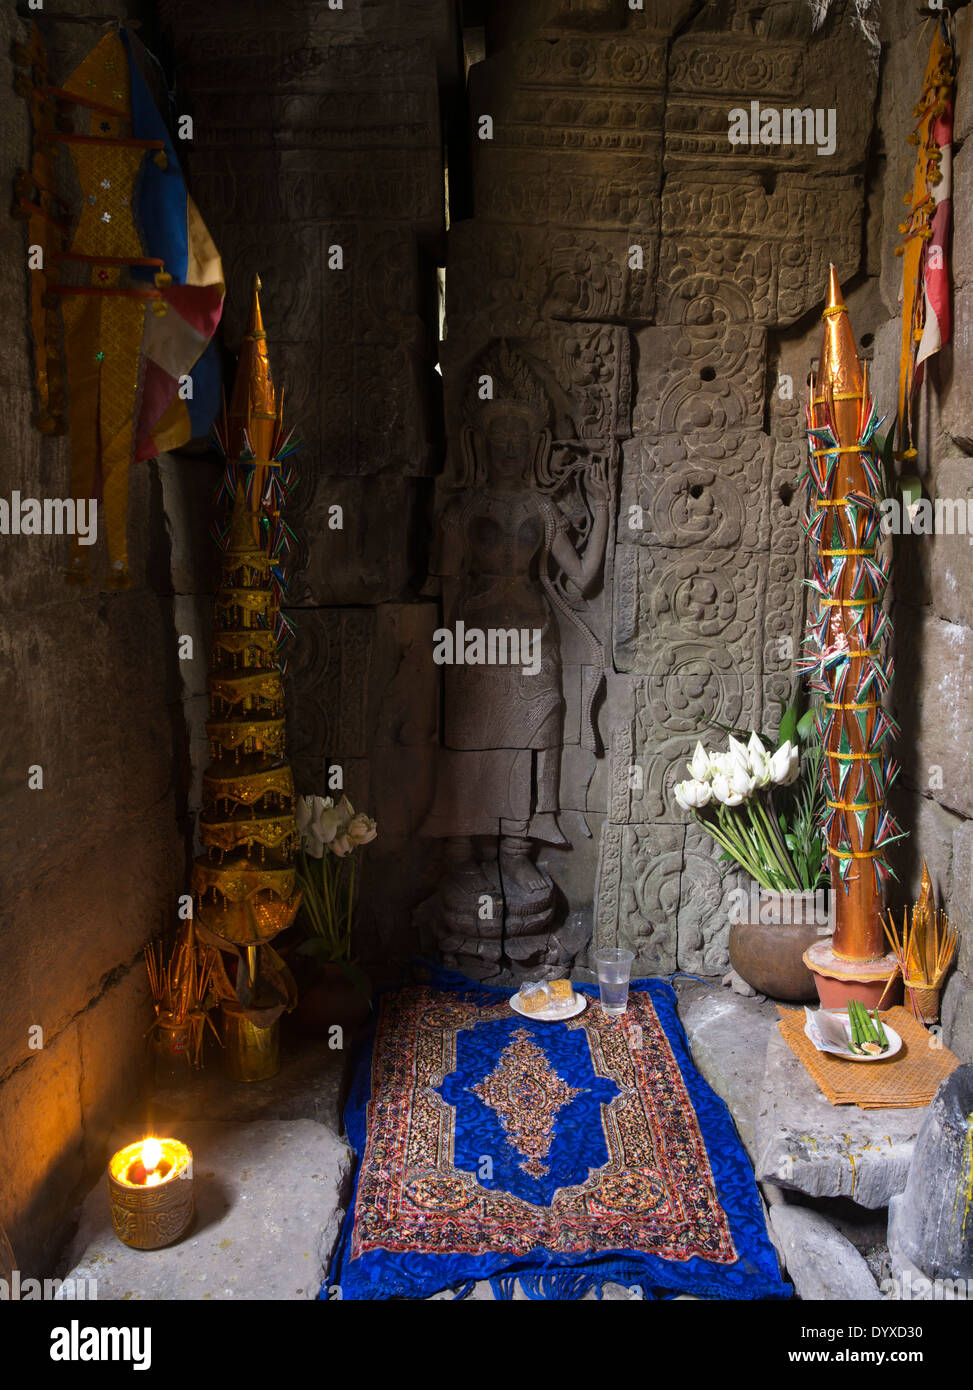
[{"xmin": 323, "ymin": 968, "xmax": 789, "ymax": 1301}]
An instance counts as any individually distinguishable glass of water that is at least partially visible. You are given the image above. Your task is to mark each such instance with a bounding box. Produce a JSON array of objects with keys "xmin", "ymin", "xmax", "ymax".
[{"xmin": 593, "ymin": 948, "xmax": 635, "ymax": 1016}]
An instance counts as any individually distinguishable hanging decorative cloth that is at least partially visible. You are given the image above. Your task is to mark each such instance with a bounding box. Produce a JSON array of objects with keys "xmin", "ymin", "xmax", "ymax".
[
  {"xmin": 896, "ymin": 17, "xmax": 954, "ymax": 463},
  {"xmin": 14, "ymin": 25, "xmax": 224, "ymax": 588},
  {"xmin": 56, "ymin": 31, "xmax": 153, "ymax": 587}
]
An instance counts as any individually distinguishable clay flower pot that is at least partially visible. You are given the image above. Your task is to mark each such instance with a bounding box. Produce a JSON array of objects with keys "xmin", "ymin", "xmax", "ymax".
[
  {"xmin": 728, "ymin": 886, "xmax": 831, "ymax": 1001},
  {"xmin": 295, "ymin": 962, "xmax": 371, "ymax": 1037}
]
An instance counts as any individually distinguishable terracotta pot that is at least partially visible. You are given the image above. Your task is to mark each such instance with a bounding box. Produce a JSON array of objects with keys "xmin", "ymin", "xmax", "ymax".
[
  {"xmin": 811, "ymin": 971, "xmax": 902, "ymax": 1011},
  {"xmin": 728, "ymin": 888, "xmax": 830, "ymax": 1001},
  {"xmin": 295, "ymin": 963, "xmax": 371, "ymax": 1037}
]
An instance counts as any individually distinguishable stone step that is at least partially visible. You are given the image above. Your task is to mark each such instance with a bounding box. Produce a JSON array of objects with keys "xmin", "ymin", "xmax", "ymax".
[
  {"xmin": 58, "ymin": 1119, "xmax": 352, "ymax": 1302},
  {"xmin": 755, "ymin": 1022, "xmax": 922, "ymax": 1209}
]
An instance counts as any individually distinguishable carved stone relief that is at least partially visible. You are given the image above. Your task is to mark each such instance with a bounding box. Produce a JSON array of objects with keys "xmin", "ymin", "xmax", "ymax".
[
  {"xmin": 633, "ymin": 324, "xmax": 766, "ymax": 435},
  {"xmin": 658, "ymin": 175, "xmax": 861, "ymax": 327},
  {"xmin": 619, "ymin": 431, "xmax": 772, "ymax": 552},
  {"xmin": 593, "ymin": 821, "xmax": 682, "ymax": 976}
]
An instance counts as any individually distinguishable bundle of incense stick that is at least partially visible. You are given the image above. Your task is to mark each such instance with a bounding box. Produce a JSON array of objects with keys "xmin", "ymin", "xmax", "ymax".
[
  {"xmin": 144, "ymin": 922, "xmax": 221, "ymax": 1068},
  {"xmin": 882, "ymin": 863, "xmax": 957, "ymax": 1022}
]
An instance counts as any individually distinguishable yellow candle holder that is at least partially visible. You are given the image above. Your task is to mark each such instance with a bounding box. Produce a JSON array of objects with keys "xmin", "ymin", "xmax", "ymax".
[
  {"xmin": 221, "ymin": 1001, "xmax": 279, "ymax": 1082},
  {"xmin": 108, "ymin": 1138, "xmax": 194, "ymax": 1250}
]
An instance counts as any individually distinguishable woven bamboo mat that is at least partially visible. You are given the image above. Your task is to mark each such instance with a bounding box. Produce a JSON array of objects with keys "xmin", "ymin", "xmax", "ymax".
[{"xmin": 777, "ymin": 1005, "xmax": 961, "ymax": 1108}]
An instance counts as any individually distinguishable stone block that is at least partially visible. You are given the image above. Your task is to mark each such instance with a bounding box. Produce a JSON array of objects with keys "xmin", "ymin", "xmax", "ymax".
[
  {"xmin": 866, "ymin": 317, "xmax": 902, "ymax": 432},
  {"xmin": 769, "ymin": 1204, "xmax": 881, "ymax": 1300},
  {"xmin": 157, "ymin": 453, "xmax": 222, "ymax": 598},
  {"xmin": 613, "ymin": 545, "xmax": 764, "ymax": 677},
  {"xmin": 659, "ymin": 174, "xmax": 861, "ymax": 326},
  {"xmin": 955, "ymin": 7, "xmax": 973, "ymax": 144},
  {"xmin": 755, "ymin": 1024, "xmax": 922, "ymax": 1208},
  {"xmin": 470, "ymin": 35, "xmax": 666, "ymax": 169},
  {"xmin": 446, "ymin": 222, "xmax": 656, "ymax": 340},
  {"xmin": 677, "ymin": 825, "xmax": 743, "ymax": 976},
  {"xmin": 78, "ymin": 965, "xmax": 154, "ymax": 1171},
  {"xmin": 286, "ymin": 478, "xmax": 421, "ymax": 606},
  {"xmin": 0, "ymin": 1023, "xmax": 85, "ymax": 1276},
  {"xmin": 149, "ymin": 1029, "xmax": 348, "ymax": 1133},
  {"xmin": 928, "ymin": 458, "xmax": 973, "ymax": 625},
  {"xmin": 941, "ymin": 972, "xmax": 973, "ymax": 1066},
  {"xmin": 0, "ymin": 592, "xmax": 178, "ymax": 883},
  {"xmin": 619, "ymin": 431, "xmax": 772, "ymax": 552},
  {"xmin": 940, "ymin": 289, "xmax": 973, "ymax": 452},
  {"xmin": 366, "ymin": 604, "xmax": 440, "ymax": 750},
  {"xmin": 284, "ymin": 607, "xmax": 375, "ymax": 789},
  {"xmin": 0, "ymin": 801, "xmax": 184, "ymax": 1067},
  {"xmin": 472, "ymin": 146, "xmax": 661, "ymax": 233},
  {"xmin": 952, "ymin": 141, "xmax": 973, "ymax": 294},
  {"xmin": 886, "ymin": 790, "xmax": 960, "ymax": 914},
  {"xmin": 665, "ymin": 26, "xmax": 877, "ymax": 175},
  {"xmin": 60, "ymin": 1119, "xmax": 352, "ymax": 1301},
  {"xmin": 675, "ymin": 978, "xmax": 779, "ymax": 1159},
  {"xmin": 633, "ymin": 323, "xmax": 766, "ymax": 435},
  {"xmin": 593, "ymin": 820, "xmax": 681, "ymax": 975},
  {"xmin": 886, "ymin": 1064, "xmax": 973, "ymax": 1281},
  {"xmin": 171, "ymin": 597, "xmax": 211, "ymax": 700},
  {"xmin": 952, "ymin": 820, "xmax": 973, "ymax": 979},
  {"xmin": 897, "ymin": 617, "xmax": 973, "ymax": 821}
]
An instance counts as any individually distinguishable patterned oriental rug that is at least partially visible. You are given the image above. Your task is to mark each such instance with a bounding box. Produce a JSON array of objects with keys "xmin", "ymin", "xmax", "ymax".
[{"xmin": 324, "ymin": 970, "xmax": 789, "ymax": 1301}]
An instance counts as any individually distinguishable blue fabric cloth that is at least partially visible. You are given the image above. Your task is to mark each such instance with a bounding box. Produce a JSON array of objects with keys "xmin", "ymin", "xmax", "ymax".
[{"xmin": 324, "ymin": 969, "xmax": 790, "ymax": 1301}]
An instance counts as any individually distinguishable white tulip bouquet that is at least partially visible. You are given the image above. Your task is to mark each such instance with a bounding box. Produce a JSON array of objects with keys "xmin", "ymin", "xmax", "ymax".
[
  {"xmin": 294, "ymin": 794, "xmax": 377, "ymax": 970},
  {"xmin": 672, "ymin": 702, "xmax": 826, "ymax": 893}
]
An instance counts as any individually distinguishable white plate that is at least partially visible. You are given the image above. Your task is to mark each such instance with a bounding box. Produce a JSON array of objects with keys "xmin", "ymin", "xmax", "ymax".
[
  {"xmin": 804, "ymin": 1008, "xmax": 903, "ymax": 1062},
  {"xmin": 510, "ymin": 990, "xmax": 587, "ymax": 1022}
]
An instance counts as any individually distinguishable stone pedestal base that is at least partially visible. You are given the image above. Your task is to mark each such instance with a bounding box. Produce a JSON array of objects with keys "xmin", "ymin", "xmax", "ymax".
[{"xmin": 414, "ymin": 857, "xmax": 573, "ymax": 984}]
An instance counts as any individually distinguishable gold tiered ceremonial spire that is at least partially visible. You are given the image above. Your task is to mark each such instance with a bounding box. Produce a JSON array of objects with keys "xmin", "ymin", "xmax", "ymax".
[{"xmin": 191, "ymin": 276, "xmax": 299, "ymax": 1070}]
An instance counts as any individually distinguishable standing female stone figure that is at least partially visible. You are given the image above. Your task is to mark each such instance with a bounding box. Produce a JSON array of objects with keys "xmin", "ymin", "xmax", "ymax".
[{"xmin": 421, "ymin": 347, "xmax": 608, "ymax": 960}]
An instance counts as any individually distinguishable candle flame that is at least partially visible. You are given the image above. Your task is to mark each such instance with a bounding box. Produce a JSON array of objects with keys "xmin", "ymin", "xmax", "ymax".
[{"xmin": 141, "ymin": 1137, "xmax": 163, "ymax": 1172}]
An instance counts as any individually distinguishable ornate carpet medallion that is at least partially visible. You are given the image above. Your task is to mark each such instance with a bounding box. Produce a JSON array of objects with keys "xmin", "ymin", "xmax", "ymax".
[{"xmin": 471, "ymin": 1027, "xmax": 582, "ymax": 1177}]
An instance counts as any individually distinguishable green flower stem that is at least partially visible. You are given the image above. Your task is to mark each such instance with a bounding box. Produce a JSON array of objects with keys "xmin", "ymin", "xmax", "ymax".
[
  {"xmin": 719, "ymin": 805, "xmax": 783, "ymax": 886},
  {"xmin": 344, "ymin": 856, "xmax": 355, "ymax": 963},
  {"xmin": 753, "ymin": 798, "xmax": 801, "ymax": 890},
  {"xmin": 695, "ymin": 809, "xmax": 780, "ymax": 891},
  {"xmin": 296, "ymin": 841, "xmax": 363, "ymax": 963}
]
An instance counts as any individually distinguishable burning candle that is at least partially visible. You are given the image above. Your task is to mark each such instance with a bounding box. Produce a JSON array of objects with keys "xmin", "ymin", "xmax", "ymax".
[{"xmin": 108, "ymin": 1137, "xmax": 194, "ymax": 1249}]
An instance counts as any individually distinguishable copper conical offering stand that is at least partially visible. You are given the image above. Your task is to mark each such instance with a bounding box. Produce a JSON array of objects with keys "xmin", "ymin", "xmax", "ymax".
[{"xmin": 800, "ymin": 268, "xmax": 904, "ymax": 1009}]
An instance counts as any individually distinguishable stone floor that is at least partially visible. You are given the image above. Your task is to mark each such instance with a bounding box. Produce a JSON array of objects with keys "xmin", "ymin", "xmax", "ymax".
[{"xmin": 58, "ymin": 981, "xmax": 917, "ymax": 1300}]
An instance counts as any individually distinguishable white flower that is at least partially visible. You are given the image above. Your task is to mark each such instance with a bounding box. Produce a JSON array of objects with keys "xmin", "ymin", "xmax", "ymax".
[
  {"xmin": 747, "ymin": 731, "xmax": 768, "ymax": 763},
  {"xmin": 769, "ymin": 740, "xmax": 800, "ymax": 786},
  {"xmin": 674, "ymin": 778, "xmax": 712, "ymax": 812},
  {"xmin": 688, "ymin": 741, "xmax": 712, "ymax": 782},
  {"xmin": 709, "ymin": 751, "xmax": 732, "ymax": 779},
  {"xmin": 727, "ymin": 734, "xmax": 751, "ymax": 774},
  {"xmin": 711, "ymin": 772, "xmax": 746, "ymax": 807},
  {"xmin": 296, "ymin": 794, "xmax": 334, "ymax": 858},
  {"xmin": 748, "ymin": 732, "xmax": 772, "ymax": 788},
  {"xmin": 729, "ymin": 763, "xmax": 756, "ymax": 798}
]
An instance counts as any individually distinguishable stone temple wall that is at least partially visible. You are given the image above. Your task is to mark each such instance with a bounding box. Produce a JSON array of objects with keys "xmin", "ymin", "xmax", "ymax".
[
  {"xmin": 0, "ymin": 2, "xmax": 186, "ymax": 1274},
  {"xmin": 440, "ymin": 0, "xmax": 880, "ymax": 978}
]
